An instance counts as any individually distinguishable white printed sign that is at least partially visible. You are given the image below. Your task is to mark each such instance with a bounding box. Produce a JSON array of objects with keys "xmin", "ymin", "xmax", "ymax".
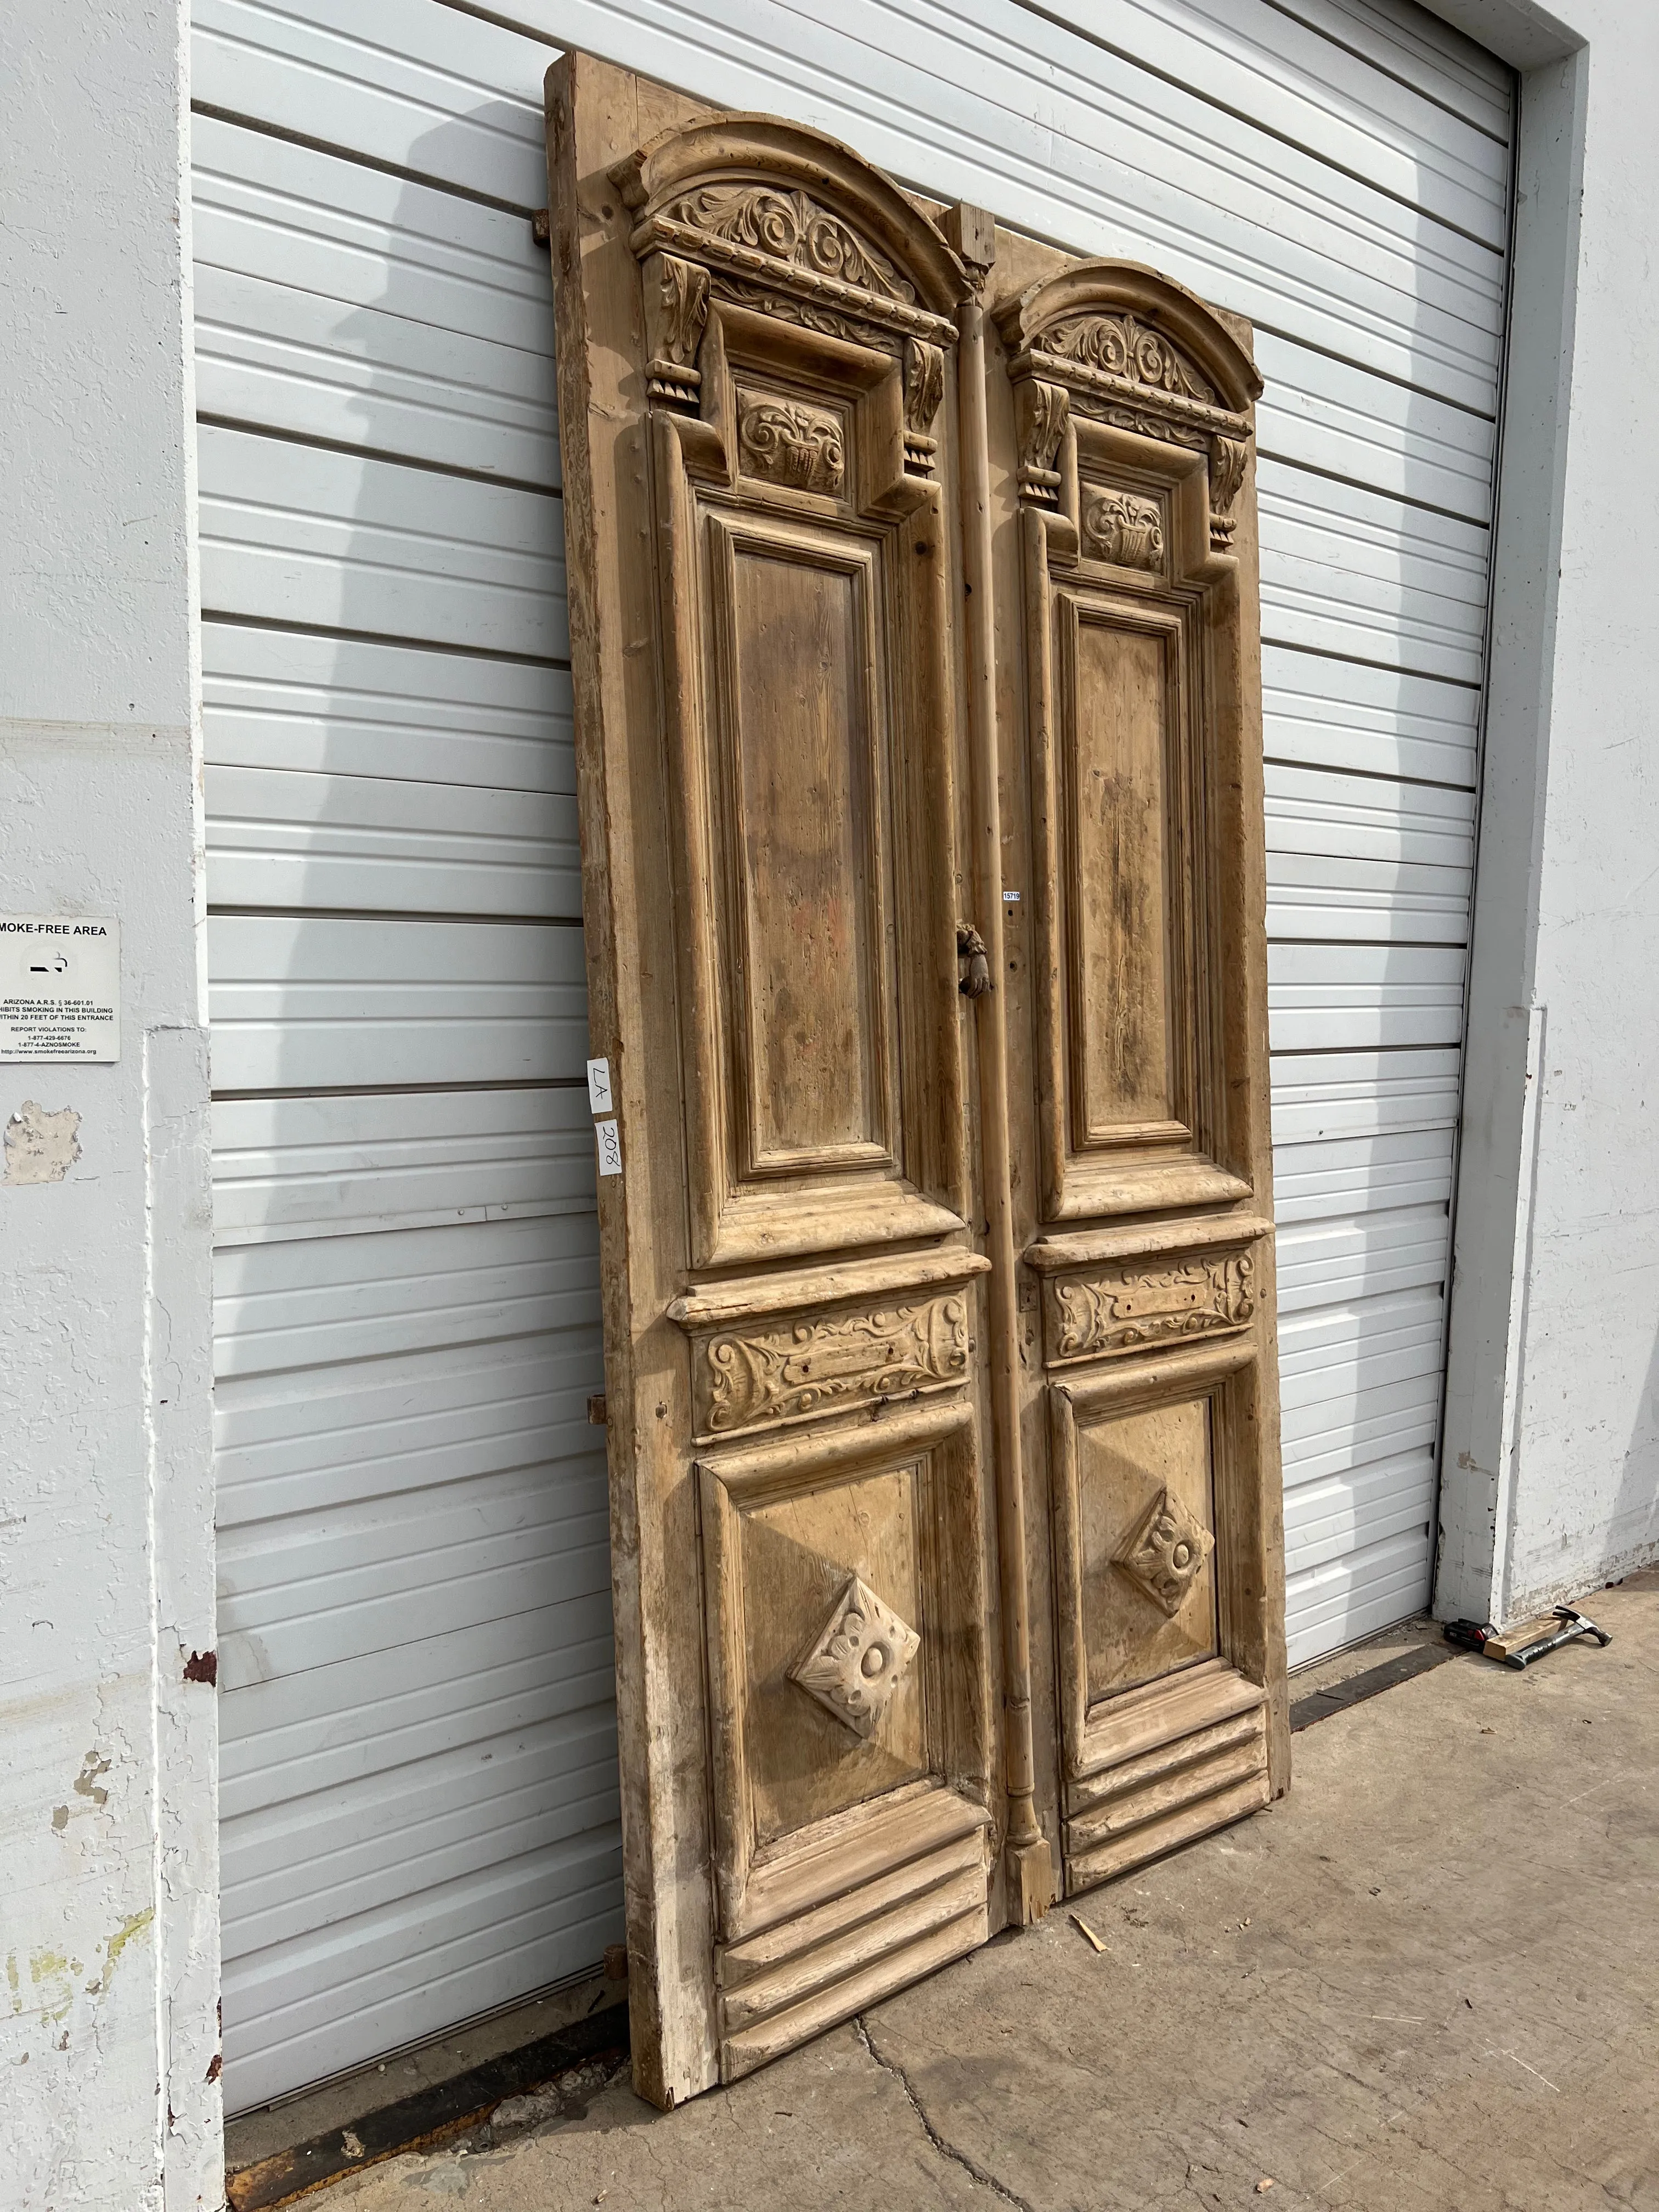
[
  {"xmin": 595, "ymin": 1118, "xmax": 623, "ymax": 1178},
  {"xmin": 1, "ymin": 918, "xmax": 120, "ymax": 1062},
  {"xmin": 586, "ymin": 1056, "xmax": 614, "ymax": 1114}
]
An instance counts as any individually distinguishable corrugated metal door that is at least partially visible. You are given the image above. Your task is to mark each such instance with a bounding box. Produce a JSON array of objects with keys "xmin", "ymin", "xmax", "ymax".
[
  {"xmin": 198, "ymin": 0, "xmax": 1510, "ymax": 2106},
  {"xmin": 193, "ymin": 0, "xmax": 624, "ymax": 2110}
]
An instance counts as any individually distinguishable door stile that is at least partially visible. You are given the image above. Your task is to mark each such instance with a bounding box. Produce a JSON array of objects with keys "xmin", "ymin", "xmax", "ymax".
[{"xmin": 949, "ymin": 221, "xmax": 1057, "ymax": 1927}]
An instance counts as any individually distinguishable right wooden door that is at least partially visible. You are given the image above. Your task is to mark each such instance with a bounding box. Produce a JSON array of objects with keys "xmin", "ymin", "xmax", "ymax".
[{"xmin": 986, "ymin": 243, "xmax": 1291, "ymax": 1897}]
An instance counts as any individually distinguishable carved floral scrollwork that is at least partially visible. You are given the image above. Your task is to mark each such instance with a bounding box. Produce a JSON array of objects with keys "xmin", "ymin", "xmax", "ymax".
[
  {"xmin": 702, "ymin": 1293, "xmax": 970, "ymax": 1434},
  {"xmin": 1082, "ymin": 489, "xmax": 1165, "ymax": 571},
  {"xmin": 642, "ymin": 252, "xmax": 709, "ymax": 410},
  {"xmin": 662, "ymin": 185, "xmax": 917, "ymax": 304},
  {"xmin": 1014, "ymin": 378, "xmax": 1069, "ymax": 507},
  {"xmin": 708, "ymin": 272, "xmax": 873, "ymax": 347},
  {"xmin": 1050, "ymin": 1252, "xmax": 1254, "ymax": 1363},
  {"xmin": 1042, "ymin": 312, "xmax": 1217, "ymax": 406},
  {"xmin": 737, "ymin": 392, "xmax": 846, "ymax": 495}
]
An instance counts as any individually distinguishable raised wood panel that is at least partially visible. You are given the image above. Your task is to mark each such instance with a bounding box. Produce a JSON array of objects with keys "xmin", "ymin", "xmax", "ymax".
[
  {"xmin": 1075, "ymin": 1393, "xmax": 1220, "ymax": 1701},
  {"xmin": 1063, "ymin": 602, "xmax": 1180, "ymax": 1139},
  {"xmin": 697, "ymin": 1400, "xmax": 990, "ymax": 1939},
  {"xmin": 1007, "ymin": 332, "xmax": 1249, "ymax": 1220},
  {"xmin": 712, "ymin": 521, "xmax": 893, "ymax": 1173},
  {"xmin": 653, "ymin": 294, "xmax": 969, "ymax": 1267}
]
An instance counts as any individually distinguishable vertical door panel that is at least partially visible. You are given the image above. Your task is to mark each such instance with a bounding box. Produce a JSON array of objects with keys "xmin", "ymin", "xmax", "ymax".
[
  {"xmin": 991, "ymin": 249, "xmax": 1289, "ymax": 1899},
  {"xmin": 547, "ymin": 58, "xmax": 997, "ymax": 2106}
]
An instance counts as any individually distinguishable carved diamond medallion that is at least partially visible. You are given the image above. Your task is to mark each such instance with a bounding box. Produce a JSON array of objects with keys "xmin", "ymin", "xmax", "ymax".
[
  {"xmin": 790, "ymin": 1574, "xmax": 920, "ymax": 1739},
  {"xmin": 1113, "ymin": 1486, "xmax": 1215, "ymax": 1619}
]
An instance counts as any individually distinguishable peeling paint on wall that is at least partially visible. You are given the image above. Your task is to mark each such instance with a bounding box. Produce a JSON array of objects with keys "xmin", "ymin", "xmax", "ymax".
[{"xmin": 3, "ymin": 1099, "xmax": 82, "ymax": 1186}]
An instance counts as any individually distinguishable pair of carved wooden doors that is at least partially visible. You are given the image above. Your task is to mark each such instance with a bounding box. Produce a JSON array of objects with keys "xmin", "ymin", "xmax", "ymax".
[{"xmin": 547, "ymin": 53, "xmax": 1289, "ymax": 2108}]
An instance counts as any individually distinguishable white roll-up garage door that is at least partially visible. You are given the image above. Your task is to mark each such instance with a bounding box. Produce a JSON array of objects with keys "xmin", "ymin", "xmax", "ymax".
[{"xmin": 196, "ymin": 0, "xmax": 1511, "ymax": 2107}]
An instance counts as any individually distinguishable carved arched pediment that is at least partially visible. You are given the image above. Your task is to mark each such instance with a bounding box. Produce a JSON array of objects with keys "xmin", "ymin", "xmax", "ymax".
[
  {"xmin": 611, "ymin": 115, "xmax": 970, "ymax": 330},
  {"xmin": 996, "ymin": 259, "xmax": 1260, "ymax": 549},
  {"xmin": 995, "ymin": 259, "xmax": 1261, "ymax": 419}
]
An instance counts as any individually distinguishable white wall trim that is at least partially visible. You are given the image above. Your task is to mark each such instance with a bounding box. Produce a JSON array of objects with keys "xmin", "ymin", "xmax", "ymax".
[{"xmin": 1434, "ymin": 35, "xmax": 1589, "ymax": 1622}]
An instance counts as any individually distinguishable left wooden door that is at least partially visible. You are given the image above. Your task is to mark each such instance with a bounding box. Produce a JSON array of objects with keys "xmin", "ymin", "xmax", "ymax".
[{"xmin": 547, "ymin": 55, "xmax": 1002, "ymax": 2106}]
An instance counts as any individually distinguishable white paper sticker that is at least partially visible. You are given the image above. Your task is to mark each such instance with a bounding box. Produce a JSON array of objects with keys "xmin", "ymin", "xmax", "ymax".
[
  {"xmin": 595, "ymin": 1117, "xmax": 623, "ymax": 1178},
  {"xmin": 586, "ymin": 1056, "xmax": 614, "ymax": 1114},
  {"xmin": 1, "ymin": 917, "xmax": 120, "ymax": 1062}
]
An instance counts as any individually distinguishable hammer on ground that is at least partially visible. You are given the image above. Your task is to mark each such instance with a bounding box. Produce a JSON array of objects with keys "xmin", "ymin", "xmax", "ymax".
[{"xmin": 1500, "ymin": 1605, "xmax": 1612, "ymax": 1671}]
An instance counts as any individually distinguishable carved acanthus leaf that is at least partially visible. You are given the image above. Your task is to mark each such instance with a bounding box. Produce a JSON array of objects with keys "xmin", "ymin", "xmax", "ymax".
[
  {"xmin": 1082, "ymin": 489, "xmax": 1165, "ymax": 571},
  {"xmin": 1208, "ymin": 434, "xmax": 1249, "ymax": 549},
  {"xmin": 1049, "ymin": 1253, "xmax": 1253, "ymax": 1363},
  {"xmin": 789, "ymin": 1573, "xmax": 920, "ymax": 1739},
  {"xmin": 701, "ymin": 1293, "xmax": 970, "ymax": 1435},
  {"xmin": 1042, "ymin": 312, "xmax": 1216, "ymax": 405},
  {"xmin": 642, "ymin": 252, "xmax": 709, "ymax": 409},
  {"xmin": 1114, "ymin": 1486, "xmax": 1215, "ymax": 1620},
  {"xmin": 662, "ymin": 185, "xmax": 916, "ymax": 304},
  {"xmin": 902, "ymin": 337, "xmax": 945, "ymax": 476},
  {"xmin": 737, "ymin": 392, "xmax": 845, "ymax": 495},
  {"xmin": 1014, "ymin": 378, "xmax": 1069, "ymax": 506}
]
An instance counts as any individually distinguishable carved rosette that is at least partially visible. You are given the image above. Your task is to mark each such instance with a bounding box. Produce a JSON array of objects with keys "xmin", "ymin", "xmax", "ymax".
[
  {"xmin": 737, "ymin": 390, "xmax": 845, "ymax": 494},
  {"xmin": 642, "ymin": 251, "xmax": 710, "ymax": 410},
  {"xmin": 700, "ymin": 1293, "xmax": 970, "ymax": 1436},
  {"xmin": 903, "ymin": 338, "xmax": 945, "ymax": 476},
  {"xmin": 1014, "ymin": 379, "xmax": 1069, "ymax": 507},
  {"xmin": 1082, "ymin": 489, "xmax": 1165, "ymax": 571},
  {"xmin": 1114, "ymin": 1486, "xmax": 1215, "ymax": 1619},
  {"xmin": 1048, "ymin": 1252, "xmax": 1254, "ymax": 1364},
  {"xmin": 790, "ymin": 1573, "xmax": 921, "ymax": 1738}
]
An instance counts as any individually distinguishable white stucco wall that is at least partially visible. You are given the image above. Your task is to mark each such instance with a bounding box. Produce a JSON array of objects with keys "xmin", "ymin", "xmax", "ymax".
[
  {"xmin": 1433, "ymin": 0, "xmax": 1659, "ymax": 1627},
  {"xmin": 0, "ymin": 4, "xmax": 221, "ymax": 2207}
]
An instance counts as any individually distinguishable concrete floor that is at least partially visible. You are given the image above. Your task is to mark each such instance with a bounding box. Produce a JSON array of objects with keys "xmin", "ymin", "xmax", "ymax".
[{"xmin": 325, "ymin": 1572, "xmax": 1658, "ymax": 2211}]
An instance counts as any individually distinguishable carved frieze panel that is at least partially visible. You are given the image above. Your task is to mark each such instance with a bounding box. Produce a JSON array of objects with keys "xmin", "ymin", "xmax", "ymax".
[
  {"xmin": 698, "ymin": 1288, "xmax": 972, "ymax": 1437},
  {"xmin": 1044, "ymin": 1248, "xmax": 1254, "ymax": 1365},
  {"xmin": 661, "ymin": 184, "xmax": 918, "ymax": 303},
  {"xmin": 1081, "ymin": 488, "xmax": 1165, "ymax": 572},
  {"xmin": 1041, "ymin": 311, "xmax": 1217, "ymax": 405},
  {"xmin": 736, "ymin": 388, "xmax": 847, "ymax": 494}
]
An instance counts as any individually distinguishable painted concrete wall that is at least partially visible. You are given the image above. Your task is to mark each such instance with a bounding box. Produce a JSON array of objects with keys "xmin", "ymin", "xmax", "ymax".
[
  {"xmin": 0, "ymin": 4, "xmax": 221, "ymax": 2207},
  {"xmin": 1434, "ymin": 0, "xmax": 1659, "ymax": 1626}
]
